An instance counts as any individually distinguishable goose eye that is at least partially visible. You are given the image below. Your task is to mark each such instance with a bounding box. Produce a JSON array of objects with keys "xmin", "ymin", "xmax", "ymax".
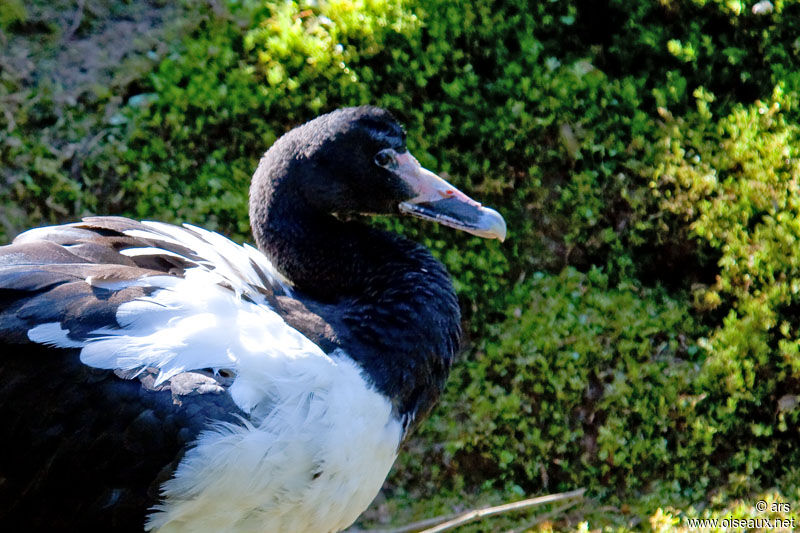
[{"xmin": 374, "ymin": 149, "xmax": 396, "ymax": 168}]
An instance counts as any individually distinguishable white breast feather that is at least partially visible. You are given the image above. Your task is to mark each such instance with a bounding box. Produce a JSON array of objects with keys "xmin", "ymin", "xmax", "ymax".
[{"xmin": 147, "ymin": 354, "xmax": 402, "ymax": 533}]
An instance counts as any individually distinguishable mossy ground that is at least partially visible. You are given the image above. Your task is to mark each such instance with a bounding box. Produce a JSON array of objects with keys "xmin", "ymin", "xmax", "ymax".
[{"xmin": 2, "ymin": 0, "xmax": 800, "ymax": 530}]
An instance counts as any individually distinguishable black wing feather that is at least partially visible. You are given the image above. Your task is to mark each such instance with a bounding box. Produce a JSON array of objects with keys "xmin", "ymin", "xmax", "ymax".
[{"xmin": 0, "ymin": 344, "xmax": 244, "ymax": 532}]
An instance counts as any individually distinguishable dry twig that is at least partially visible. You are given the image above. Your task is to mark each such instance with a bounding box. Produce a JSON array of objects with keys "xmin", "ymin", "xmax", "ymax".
[
  {"xmin": 419, "ymin": 489, "xmax": 586, "ymax": 533},
  {"xmin": 504, "ymin": 499, "xmax": 584, "ymax": 533},
  {"xmin": 357, "ymin": 488, "xmax": 586, "ymax": 533}
]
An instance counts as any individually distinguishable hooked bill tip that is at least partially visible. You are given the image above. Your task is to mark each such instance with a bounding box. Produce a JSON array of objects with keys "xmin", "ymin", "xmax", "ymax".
[{"xmin": 476, "ymin": 207, "xmax": 507, "ymax": 242}]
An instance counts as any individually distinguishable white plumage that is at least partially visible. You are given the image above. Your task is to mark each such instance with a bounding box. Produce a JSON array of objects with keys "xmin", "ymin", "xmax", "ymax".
[
  {"xmin": 149, "ymin": 353, "xmax": 401, "ymax": 533},
  {"xmin": 27, "ymin": 222, "xmax": 300, "ymax": 406},
  {"xmin": 25, "ymin": 223, "xmax": 404, "ymax": 532}
]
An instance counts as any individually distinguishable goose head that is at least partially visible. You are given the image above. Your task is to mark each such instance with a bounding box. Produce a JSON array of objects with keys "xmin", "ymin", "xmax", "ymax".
[{"xmin": 250, "ymin": 106, "xmax": 506, "ymax": 248}]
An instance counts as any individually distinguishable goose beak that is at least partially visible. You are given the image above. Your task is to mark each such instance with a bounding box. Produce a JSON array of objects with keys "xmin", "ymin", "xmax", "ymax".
[{"xmin": 396, "ymin": 152, "xmax": 507, "ymax": 242}]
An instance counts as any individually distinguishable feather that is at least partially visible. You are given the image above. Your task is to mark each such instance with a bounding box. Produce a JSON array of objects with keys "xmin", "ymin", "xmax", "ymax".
[{"xmin": 0, "ymin": 217, "xmax": 311, "ymax": 415}]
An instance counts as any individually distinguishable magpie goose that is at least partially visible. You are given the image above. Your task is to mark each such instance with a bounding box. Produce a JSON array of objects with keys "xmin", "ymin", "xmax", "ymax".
[{"xmin": 0, "ymin": 106, "xmax": 506, "ymax": 533}]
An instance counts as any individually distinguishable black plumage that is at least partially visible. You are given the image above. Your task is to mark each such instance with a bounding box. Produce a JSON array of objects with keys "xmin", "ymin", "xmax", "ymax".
[
  {"xmin": 0, "ymin": 107, "xmax": 505, "ymax": 532},
  {"xmin": 0, "ymin": 343, "xmax": 243, "ymax": 531}
]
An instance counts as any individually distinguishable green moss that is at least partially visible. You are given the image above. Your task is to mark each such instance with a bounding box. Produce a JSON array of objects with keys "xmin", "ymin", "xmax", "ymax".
[
  {"xmin": 0, "ymin": 0, "xmax": 26, "ymax": 28},
  {"xmin": 391, "ymin": 268, "xmax": 702, "ymax": 500},
  {"xmin": 3, "ymin": 0, "xmax": 800, "ymax": 528},
  {"xmin": 653, "ymin": 86, "xmax": 800, "ymax": 497}
]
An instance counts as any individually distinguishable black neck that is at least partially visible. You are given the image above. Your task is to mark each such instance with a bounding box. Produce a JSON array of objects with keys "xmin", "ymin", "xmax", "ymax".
[{"xmin": 250, "ymin": 175, "xmax": 461, "ymax": 425}]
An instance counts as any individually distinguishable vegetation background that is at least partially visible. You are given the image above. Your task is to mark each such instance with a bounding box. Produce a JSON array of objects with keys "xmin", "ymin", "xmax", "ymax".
[{"xmin": 1, "ymin": 0, "xmax": 799, "ymax": 530}]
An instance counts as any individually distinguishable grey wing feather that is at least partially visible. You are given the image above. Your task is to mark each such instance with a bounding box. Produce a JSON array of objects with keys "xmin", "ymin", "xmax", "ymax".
[{"xmin": 0, "ymin": 216, "xmax": 288, "ymax": 345}]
